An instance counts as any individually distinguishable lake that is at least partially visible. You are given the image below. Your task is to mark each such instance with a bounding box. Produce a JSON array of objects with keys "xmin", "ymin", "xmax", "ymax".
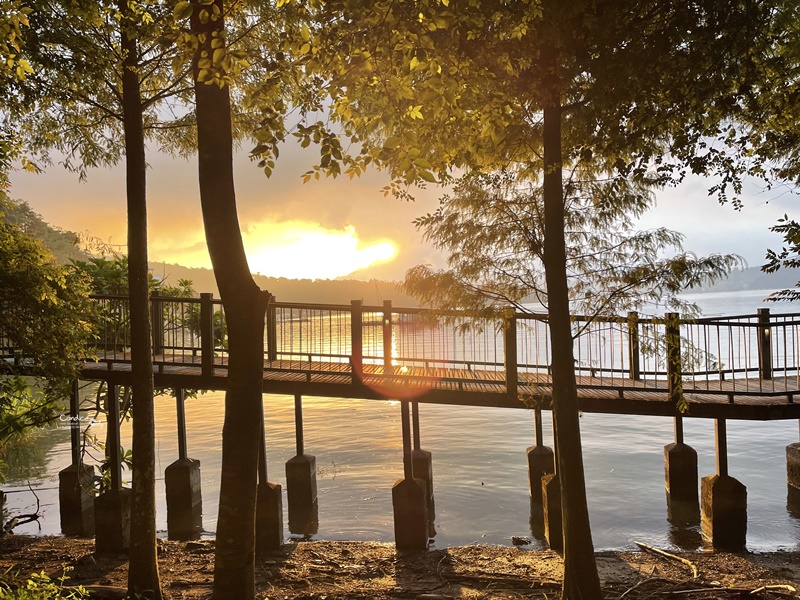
[{"xmin": 4, "ymin": 288, "xmax": 800, "ymax": 551}]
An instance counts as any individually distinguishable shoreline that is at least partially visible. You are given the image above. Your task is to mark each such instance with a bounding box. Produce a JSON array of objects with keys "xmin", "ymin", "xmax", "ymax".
[{"xmin": 1, "ymin": 535, "xmax": 798, "ymax": 599}]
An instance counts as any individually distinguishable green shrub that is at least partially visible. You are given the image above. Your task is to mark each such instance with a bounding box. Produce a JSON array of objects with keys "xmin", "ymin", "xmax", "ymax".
[{"xmin": 0, "ymin": 569, "xmax": 87, "ymax": 599}]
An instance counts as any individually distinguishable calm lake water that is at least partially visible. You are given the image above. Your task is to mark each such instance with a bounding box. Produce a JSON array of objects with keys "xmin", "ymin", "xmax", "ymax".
[{"xmin": 4, "ymin": 288, "xmax": 800, "ymax": 552}]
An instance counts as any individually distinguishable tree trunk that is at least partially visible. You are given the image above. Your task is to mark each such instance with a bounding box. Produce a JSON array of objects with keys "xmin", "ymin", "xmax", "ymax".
[
  {"xmin": 119, "ymin": 5, "xmax": 162, "ymax": 598},
  {"xmin": 542, "ymin": 102, "xmax": 602, "ymax": 599},
  {"xmin": 190, "ymin": 2, "xmax": 270, "ymax": 598}
]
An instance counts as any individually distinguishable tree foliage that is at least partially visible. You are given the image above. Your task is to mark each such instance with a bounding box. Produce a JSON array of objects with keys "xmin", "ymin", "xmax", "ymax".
[
  {"xmin": 404, "ymin": 169, "xmax": 742, "ymax": 318},
  {"xmin": 297, "ymin": 2, "xmax": 788, "ymax": 597},
  {"xmin": 0, "ymin": 192, "xmax": 94, "ymax": 456},
  {"xmin": 2, "ymin": 198, "xmax": 86, "ymax": 264}
]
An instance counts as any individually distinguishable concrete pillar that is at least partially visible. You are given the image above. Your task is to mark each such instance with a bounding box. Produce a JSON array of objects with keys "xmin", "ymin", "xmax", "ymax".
[
  {"xmin": 286, "ymin": 395, "xmax": 318, "ymax": 528},
  {"xmin": 664, "ymin": 442, "xmax": 700, "ymax": 525},
  {"xmin": 165, "ymin": 458, "xmax": 202, "ymax": 540},
  {"xmin": 527, "ymin": 445, "xmax": 555, "ymax": 505},
  {"xmin": 286, "ymin": 454, "xmax": 317, "ymax": 519},
  {"xmin": 786, "ymin": 442, "xmax": 800, "ymax": 516},
  {"xmin": 392, "ymin": 477, "xmax": 429, "ymax": 552},
  {"xmin": 541, "ymin": 473, "xmax": 562, "ymax": 553},
  {"xmin": 256, "ymin": 397, "xmax": 283, "ymax": 553},
  {"xmin": 701, "ymin": 474, "xmax": 747, "ymax": 551},
  {"xmin": 393, "ymin": 399, "xmax": 429, "ymax": 552},
  {"xmin": 94, "ymin": 488, "xmax": 131, "ymax": 553},
  {"xmin": 59, "ymin": 463, "xmax": 96, "ymax": 537},
  {"xmin": 787, "ymin": 442, "xmax": 800, "ymax": 506},
  {"xmin": 528, "ymin": 409, "xmax": 555, "ymax": 505},
  {"xmin": 255, "ymin": 481, "xmax": 283, "ymax": 553}
]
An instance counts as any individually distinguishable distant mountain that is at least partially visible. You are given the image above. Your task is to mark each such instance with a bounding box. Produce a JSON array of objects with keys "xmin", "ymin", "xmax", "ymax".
[
  {"xmin": 149, "ymin": 261, "xmax": 419, "ymax": 306},
  {"xmin": 698, "ymin": 265, "xmax": 800, "ymax": 294}
]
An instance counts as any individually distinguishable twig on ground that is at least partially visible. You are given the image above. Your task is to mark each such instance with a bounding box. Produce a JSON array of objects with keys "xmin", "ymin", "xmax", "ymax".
[
  {"xmin": 634, "ymin": 541, "xmax": 699, "ymax": 579},
  {"xmin": 750, "ymin": 585, "xmax": 797, "ymax": 595},
  {"xmin": 620, "ymin": 577, "xmax": 675, "ymax": 599}
]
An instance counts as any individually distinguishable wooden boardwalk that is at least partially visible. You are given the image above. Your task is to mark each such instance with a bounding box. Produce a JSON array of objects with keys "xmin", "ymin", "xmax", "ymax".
[{"xmin": 80, "ymin": 352, "xmax": 800, "ymax": 421}]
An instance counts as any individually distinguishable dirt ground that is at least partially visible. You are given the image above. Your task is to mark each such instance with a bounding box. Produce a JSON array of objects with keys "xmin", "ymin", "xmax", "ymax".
[{"xmin": 0, "ymin": 535, "xmax": 799, "ymax": 599}]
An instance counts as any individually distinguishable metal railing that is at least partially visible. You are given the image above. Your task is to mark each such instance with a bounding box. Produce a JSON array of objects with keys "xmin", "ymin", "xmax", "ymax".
[{"xmin": 75, "ymin": 295, "xmax": 800, "ymax": 400}]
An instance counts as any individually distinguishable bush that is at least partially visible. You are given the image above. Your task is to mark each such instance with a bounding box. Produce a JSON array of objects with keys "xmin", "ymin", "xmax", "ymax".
[{"xmin": 0, "ymin": 569, "xmax": 87, "ymax": 599}]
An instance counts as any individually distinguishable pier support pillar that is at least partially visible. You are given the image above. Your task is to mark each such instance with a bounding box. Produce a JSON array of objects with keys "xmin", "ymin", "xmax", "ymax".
[
  {"xmin": 393, "ymin": 400, "xmax": 429, "ymax": 552},
  {"xmin": 541, "ymin": 473, "xmax": 562, "ymax": 553},
  {"xmin": 59, "ymin": 463, "xmax": 96, "ymax": 537},
  {"xmin": 392, "ymin": 477, "xmax": 429, "ymax": 552},
  {"xmin": 286, "ymin": 455, "xmax": 317, "ymax": 516},
  {"xmin": 255, "ymin": 481, "xmax": 283, "ymax": 553},
  {"xmin": 664, "ymin": 418, "xmax": 699, "ymax": 525},
  {"xmin": 701, "ymin": 474, "xmax": 747, "ymax": 550},
  {"xmin": 701, "ymin": 419, "xmax": 746, "ymax": 550},
  {"xmin": 527, "ymin": 409, "xmax": 555, "ymax": 505},
  {"xmin": 256, "ymin": 402, "xmax": 283, "ymax": 553},
  {"xmin": 665, "ymin": 442, "xmax": 700, "ymax": 524},
  {"xmin": 165, "ymin": 458, "xmax": 202, "ymax": 540},
  {"xmin": 94, "ymin": 488, "xmax": 131, "ymax": 553},
  {"xmin": 528, "ymin": 446, "xmax": 555, "ymax": 504},
  {"xmin": 787, "ymin": 442, "xmax": 800, "ymax": 507},
  {"xmin": 286, "ymin": 395, "xmax": 318, "ymax": 534}
]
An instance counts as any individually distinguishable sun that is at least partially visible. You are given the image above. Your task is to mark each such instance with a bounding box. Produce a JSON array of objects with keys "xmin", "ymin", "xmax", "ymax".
[{"xmin": 243, "ymin": 220, "xmax": 397, "ymax": 279}]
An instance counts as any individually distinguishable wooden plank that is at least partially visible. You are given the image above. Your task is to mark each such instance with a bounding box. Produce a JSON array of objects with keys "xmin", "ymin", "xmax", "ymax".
[{"xmin": 77, "ymin": 354, "xmax": 800, "ymax": 420}]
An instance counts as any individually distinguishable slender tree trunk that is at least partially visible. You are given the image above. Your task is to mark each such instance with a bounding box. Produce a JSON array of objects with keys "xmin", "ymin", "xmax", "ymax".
[
  {"xmin": 542, "ymin": 101, "xmax": 602, "ymax": 599},
  {"xmin": 119, "ymin": 5, "xmax": 162, "ymax": 599},
  {"xmin": 190, "ymin": 2, "xmax": 270, "ymax": 598}
]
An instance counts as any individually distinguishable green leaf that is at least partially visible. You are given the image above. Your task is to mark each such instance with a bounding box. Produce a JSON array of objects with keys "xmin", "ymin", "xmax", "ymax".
[{"xmin": 173, "ymin": 1, "xmax": 192, "ymax": 21}]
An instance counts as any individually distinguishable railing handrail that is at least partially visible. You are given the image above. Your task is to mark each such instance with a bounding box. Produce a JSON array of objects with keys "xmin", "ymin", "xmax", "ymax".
[
  {"xmin": 89, "ymin": 292, "xmax": 800, "ymax": 326},
  {"xmin": 67, "ymin": 294, "xmax": 800, "ymax": 402}
]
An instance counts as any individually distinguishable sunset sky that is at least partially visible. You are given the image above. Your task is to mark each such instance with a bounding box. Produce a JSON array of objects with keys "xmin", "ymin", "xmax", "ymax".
[{"xmin": 7, "ymin": 135, "xmax": 797, "ymax": 282}]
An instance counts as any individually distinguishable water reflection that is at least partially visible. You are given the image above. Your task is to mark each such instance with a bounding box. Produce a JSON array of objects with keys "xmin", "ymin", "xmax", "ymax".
[
  {"xmin": 667, "ymin": 523, "xmax": 703, "ymax": 551},
  {"xmin": 288, "ymin": 499, "xmax": 319, "ymax": 538},
  {"xmin": 666, "ymin": 494, "xmax": 700, "ymax": 528},
  {"xmin": 4, "ymin": 427, "xmax": 68, "ymax": 483},
  {"xmin": 528, "ymin": 497, "xmax": 546, "ymax": 545},
  {"xmin": 427, "ymin": 493, "xmax": 437, "ymax": 541},
  {"xmin": 787, "ymin": 485, "xmax": 800, "ymax": 519}
]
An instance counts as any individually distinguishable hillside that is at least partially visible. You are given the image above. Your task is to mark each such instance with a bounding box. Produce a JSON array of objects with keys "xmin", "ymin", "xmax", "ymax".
[
  {"xmin": 699, "ymin": 265, "xmax": 800, "ymax": 293},
  {"xmin": 4, "ymin": 198, "xmax": 88, "ymax": 264}
]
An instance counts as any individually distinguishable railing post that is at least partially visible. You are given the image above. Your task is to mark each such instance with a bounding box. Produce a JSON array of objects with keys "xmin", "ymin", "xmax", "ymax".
[
  {"xmin": 665, "ymin": 312, "xmax": 682, "ymax": 407},
  {"xmin": 351, "ymin": 300, "xmax": 363, "ymax": 382},
  {"xmin": 504, "ymin": 310, "xmax": 518, "ymax": 398},
  {"xmin": 200, "ymin": 293, "xmax": 214, "ymax": 377},
  {"xmin": 383, "ymin": 300, "xmax": 394, "ymax": 376},
  {"xmin": 150, "ymin": 290, "xmax": 164, "ymax": 357},
  {"xmin": 627, "ymin": 311, "xmax": 641, "ymax": 381},
  {"xmin": 267, "ymin": 294, "xmax": 278, "ymax": 362},
  {"xmin": 758, "ymin": 308, "xmax": 772, "ymax": 381}
]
